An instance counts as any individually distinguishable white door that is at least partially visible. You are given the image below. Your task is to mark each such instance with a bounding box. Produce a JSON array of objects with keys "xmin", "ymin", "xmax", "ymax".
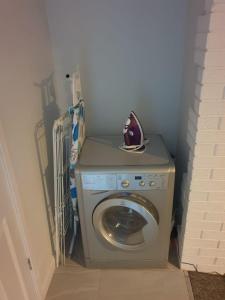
[{"xmin": 0, "ymin": 128, "xmax": 38, "ymax": 300}]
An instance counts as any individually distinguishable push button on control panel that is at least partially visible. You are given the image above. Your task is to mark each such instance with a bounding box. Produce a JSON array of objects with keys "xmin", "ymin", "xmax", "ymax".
[
  {"xmin": 121, "ymin": 180, "xmax": 130, "ymax": 188},
  {"xmin": 139, "ymin": 180, "xmax": 145, "ymax": 187},
  {"xmin": 149, "ymin": 181, "xmax": 156, "ymax": 187}
]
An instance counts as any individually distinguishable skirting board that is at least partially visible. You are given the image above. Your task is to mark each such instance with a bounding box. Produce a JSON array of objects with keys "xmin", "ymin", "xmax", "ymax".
[{"xmin": 41, "ymin": 256, "xmax": 55, "ymax": 300}]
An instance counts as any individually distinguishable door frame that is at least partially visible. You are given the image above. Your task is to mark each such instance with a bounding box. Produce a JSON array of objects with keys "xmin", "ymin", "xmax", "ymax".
[{"xmin": 0, "ymin": 122, "xmax": 41, "ymax": 300}]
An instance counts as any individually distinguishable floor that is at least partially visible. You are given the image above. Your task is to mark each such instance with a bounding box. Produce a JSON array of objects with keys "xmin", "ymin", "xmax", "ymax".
[{"xmin": 46, "ymin": 260, "xmax": 193, "ymax": 300}]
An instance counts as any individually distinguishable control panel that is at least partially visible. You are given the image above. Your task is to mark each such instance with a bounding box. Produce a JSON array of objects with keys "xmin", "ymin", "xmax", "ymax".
[
  {"xmin": 117, "ymin": 174, "xmax": 167, "ymax": 190},
  {"xmin": 82, "ymin": 173, "xmax": 168, "ymax": 190}
]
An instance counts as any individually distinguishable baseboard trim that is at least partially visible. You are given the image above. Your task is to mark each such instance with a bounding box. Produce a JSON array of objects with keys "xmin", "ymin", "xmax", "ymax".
[
  {"xmin": 41, "ymin": 256, "xmax": 55, "ymax": 300},
  {"xmin": 184, "ymin": 271, "xmax": 194, "ymax": 300}
]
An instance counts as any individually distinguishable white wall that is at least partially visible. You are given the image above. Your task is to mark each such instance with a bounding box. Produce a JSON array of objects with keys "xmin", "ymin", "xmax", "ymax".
[
  {"xmin": 178, "ymin": 0, "xmax": 225, "ymax": 274},
  {"xmin": 46, "ymin": 0, "xmax": 187, "ymax": 153},
  {"xmin": 0, "ymin": 0, "xmax": 56, "ymax": 297},
  {"xmin": 175, "ymin": 0, "xmax": 205, "ymax": 215},
  {"xmin": 176, "ymin": 0, "xmax": 205, "ymax": 167}
]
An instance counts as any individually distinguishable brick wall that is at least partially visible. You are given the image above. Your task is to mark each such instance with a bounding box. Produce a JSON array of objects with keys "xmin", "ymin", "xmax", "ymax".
[{"xmin": 179, "ymin": 0, "xmax": 225, "ymax": 274}]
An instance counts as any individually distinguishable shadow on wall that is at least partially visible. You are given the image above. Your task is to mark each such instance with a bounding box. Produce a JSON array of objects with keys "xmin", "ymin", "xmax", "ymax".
[
  {"xmin": 174, "ymin": 0, "xmax": 206, "ymax": 226},
  {"xmin": 34, "ymin": 73, "xmax": 60, "ymax": 255}
]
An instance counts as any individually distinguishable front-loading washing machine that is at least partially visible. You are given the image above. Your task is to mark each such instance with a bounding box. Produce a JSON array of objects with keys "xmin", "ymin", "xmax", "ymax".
[{"xmin": 75, "ymin": 135, "xmax": 175, "ymax": 268}]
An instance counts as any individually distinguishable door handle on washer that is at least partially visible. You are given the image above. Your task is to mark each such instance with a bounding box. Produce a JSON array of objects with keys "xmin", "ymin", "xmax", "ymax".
[{"xmin": 91, "ymin": 191, "xmax": 109, "ymax": 195}]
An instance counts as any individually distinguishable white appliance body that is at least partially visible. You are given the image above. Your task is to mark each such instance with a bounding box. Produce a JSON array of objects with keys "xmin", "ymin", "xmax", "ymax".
[{"xmin": 75, "ymin": 135, "xmax": 175, "ymax": 268}]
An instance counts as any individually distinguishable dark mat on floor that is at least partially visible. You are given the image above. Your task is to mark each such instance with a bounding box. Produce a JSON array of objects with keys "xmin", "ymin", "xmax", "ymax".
[{"xmin": 189, "ymin": 271, "xmax": 225, "ymax": 300}]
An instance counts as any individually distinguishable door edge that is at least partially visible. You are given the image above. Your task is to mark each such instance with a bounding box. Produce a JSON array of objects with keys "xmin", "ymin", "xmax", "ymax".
[{"xmin": 0, "ymin": 122, "xmax": 42, "ymax": 300}]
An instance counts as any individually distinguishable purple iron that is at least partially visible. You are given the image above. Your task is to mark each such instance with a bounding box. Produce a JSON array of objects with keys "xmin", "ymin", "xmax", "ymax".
[{"xmin": 120, "ymin": 111, "xmax": 149, "ymax": 153}]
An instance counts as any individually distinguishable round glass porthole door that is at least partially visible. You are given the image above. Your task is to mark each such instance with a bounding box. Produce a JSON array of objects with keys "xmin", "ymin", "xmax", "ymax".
[{"xmin": 92, "ymin": 193, "xmax": 159, "ymax": 251}]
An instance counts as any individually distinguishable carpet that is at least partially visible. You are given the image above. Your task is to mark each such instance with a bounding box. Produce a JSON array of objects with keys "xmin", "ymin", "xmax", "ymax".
[{"xmin": 188, "ymin": 271, "xmax": 225, "ymax": 300}]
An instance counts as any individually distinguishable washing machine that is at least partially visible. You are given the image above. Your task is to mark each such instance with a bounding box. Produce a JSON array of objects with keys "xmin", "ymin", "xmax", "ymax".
[{"xmin": 75, "ymin": 135, "xmax": 175, "ymax": 268}]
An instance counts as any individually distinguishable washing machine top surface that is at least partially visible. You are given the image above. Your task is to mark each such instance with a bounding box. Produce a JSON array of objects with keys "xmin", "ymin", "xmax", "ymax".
[{"xmin": 78, "ymin": 135, "xmax": 171, "ymax": 167}]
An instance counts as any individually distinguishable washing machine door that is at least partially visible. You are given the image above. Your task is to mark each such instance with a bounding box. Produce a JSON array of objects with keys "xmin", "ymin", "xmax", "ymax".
[{"xmin": 92, "ymin": 193, "xmax": 159, "ymax": 251}]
